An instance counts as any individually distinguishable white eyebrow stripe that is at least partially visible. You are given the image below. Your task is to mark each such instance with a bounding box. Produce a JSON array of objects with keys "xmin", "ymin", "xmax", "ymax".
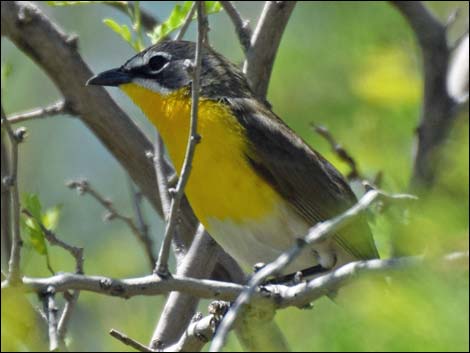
[{"xmin": 124, "ymin": 56, "xmax": 144, "ymax": 70}]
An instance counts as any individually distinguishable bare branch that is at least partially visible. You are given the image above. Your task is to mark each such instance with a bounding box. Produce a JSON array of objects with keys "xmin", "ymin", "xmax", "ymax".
[
  {"xmin": 3, "ymin": 251, "xmax": 466, "ymax": 305},
  {"xmin": 109, "ymin": 329, "xmax": 153, "ymax": 352},
  {"xmin": 43, "ymin": 287, "xmax": 60, "ymax": 351},
  {"xmin": 57, "ymin": 289, "xmax": 79, "ymax": 342},
  {"xmin": 243, "ymin": 1, "xmax": 296, "ymax": 100},
  {"xmin": 220, "ymin": 1, "xmax": 252, "ymax": 53},
  {"xmin": 16, "ymin": 273, "xmax": 245, "ymax": 300},
  {"xmin": 1, "ymin": 106, "xmax": 22, "ymax": 284},
  {"xmin": 154, "ymin": 1, "xmax": 206, "ymax": 276},
  {"xmin": 312, "ymin": 123, "xmax": 361, "ymax": 181},
  {"xmin": 4, "ymin": 100, "xmax": 69, "ymax": 125},
  {"xmin": 150, "ymin": 226, "xmax": 223, "ymax": 350},
  {"xmin": 66, "ymin": 179, "xmax": 155, "ymax": 270},
  {"xmin": 209, "ymin": 189, "xmax": 417, "ymax": 352},
  {"xmin": 175, "ymin": 1, "xmax": 197, "ymax": 41},
  {"xmin": 1, "ymin": 129, "xmax": 12, "ymax": 270},
  {"xmin": 128, "ymin": 179, "xmax": 152, "ymax": 256},
  {"xmin": 389, "ymin": 1, "xmax": 465, "ymax": 188}
]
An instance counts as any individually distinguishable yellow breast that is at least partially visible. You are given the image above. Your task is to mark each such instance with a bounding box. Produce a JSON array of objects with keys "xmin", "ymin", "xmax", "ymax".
[{"xmin": 120, "ymin": 84, "xmax": 282, "ymax": 227}]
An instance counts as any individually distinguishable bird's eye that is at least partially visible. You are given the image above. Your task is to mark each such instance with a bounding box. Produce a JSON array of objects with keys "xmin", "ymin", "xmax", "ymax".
[{"xmin": 148, "ymin": 54, "xmax": 169, "ymax": 73}]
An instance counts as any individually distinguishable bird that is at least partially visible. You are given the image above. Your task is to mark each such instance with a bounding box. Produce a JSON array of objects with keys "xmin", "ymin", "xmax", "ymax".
[{"xmin": 87, "ymin": 40, "xmax": 379, "ymax": 280}]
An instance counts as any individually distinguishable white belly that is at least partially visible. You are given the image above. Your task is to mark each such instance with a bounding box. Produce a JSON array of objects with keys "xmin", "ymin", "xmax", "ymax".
[{"xmin": 206, "ymin": 202, "xmax": 340, "ymax": 275}]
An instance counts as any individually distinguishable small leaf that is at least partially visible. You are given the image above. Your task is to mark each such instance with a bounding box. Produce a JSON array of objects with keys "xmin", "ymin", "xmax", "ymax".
[
  {"xmin": 103, "ymin": 18, "xmax": 132, "ymax": 43},
  {"xmin": 182, "ymin": 1, "xmax": 193, "ymax": 12},
  {"xmin": 21, "ymin": 193, "xmax": 48, "ymax": 256},
  {"xmin": 147, "ymin": 2, "xmax": 191, "ymax": 43},
  {"xmin": 205, "ymin": 1, "xmax": 223, "ymax": 14},
  {"xmin": 42, "ymin": 205, "xmax": 62, "ymax": 231},
  {"xmin": 27, "ymin": 227, "xmax": 48, "ymax": 256},
  {"xmin": 147, "ymin": 1, "xmax": 223, "ymax": 44},
  {"xmin": 23, "ymin": 194, "xmax": 42, "ymax": 221}
]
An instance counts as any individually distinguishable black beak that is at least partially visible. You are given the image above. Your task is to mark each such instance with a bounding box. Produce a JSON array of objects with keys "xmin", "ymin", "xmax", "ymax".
[{"xmin": 86, "ymin": 67, "xmax": 132, "ymax": 86}]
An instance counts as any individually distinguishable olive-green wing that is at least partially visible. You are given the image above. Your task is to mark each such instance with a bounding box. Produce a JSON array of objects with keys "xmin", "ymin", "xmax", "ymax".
[{"xmin": 227, "ymin": 98, "xmax": 379, "ymax": 260}]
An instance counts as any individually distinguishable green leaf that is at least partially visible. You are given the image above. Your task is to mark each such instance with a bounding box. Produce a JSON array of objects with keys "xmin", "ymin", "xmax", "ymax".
[
  {"xmin": 42, "ymin": 205, "xmax": 62, "ymax": 231},
  {"xmin": 103, "ymin": 18, "xmax": 132, "ymax": 43},
  {"xmin": 205, "ymin": 1, "xmax": 222, "ymax": 14},
  {"xmin": 147, "ymin": 1, "xmax": 193, "ymax": 44},
  {"xmin": 148, "ymin": 1, "xmax": 223, "ymax": 44},
  {"xmin": 23, "ymin": 194, "xmax": 42, "ymax": 221},
  {"xmin": 27, "ymin": 227, "xmax": 48, "ymax": 256},
  {"xmin": 22, "ymin": 194, "xmax": 48, "ymax": 256}
]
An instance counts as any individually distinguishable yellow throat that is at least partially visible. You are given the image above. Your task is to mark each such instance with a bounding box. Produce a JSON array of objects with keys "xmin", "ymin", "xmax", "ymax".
[{"xmin": 120, "ymin": 83, "xmax": 282, "ymax": 227}]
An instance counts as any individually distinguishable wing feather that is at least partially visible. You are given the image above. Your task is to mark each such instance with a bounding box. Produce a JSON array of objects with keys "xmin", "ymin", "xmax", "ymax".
[{"xmin": 226, "ymin": 98, "xmax": 379, "ymax": 260}]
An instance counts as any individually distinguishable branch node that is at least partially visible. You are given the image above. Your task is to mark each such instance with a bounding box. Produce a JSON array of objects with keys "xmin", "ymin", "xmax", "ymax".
[
  {"xmin": 145, "ymin": 150, "xmax": 154, "ymax": 159},
  {"xmin": 2, "ymin": 175, "xmax": 15, "ymax": 188},
  {"xmin": 17, "ymin": 5, "xmax": 34, "ymax": 24},
  {"xmin": 109, "ymin": 328, "xmax": 154, "ymax": 352},
  {"xmin": 66, "ymin": 34, "xmax": 79, "ymax": 50},
  {"xmin": 14, "ymin": 127, "xmax": 28, "ymax": 143},
  {"xmin": 253, "ymin": 262, "xmax": 266, "ymax": 273},
  {"xmin": 192, "ymin": 133, "xmax": 202, "ymax": 144}
]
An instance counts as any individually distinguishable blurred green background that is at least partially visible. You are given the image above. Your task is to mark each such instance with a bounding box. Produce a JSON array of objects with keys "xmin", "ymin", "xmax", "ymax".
[{"xmin": 1, "ymin": 1, "xmax": 468, "ymax": 351}]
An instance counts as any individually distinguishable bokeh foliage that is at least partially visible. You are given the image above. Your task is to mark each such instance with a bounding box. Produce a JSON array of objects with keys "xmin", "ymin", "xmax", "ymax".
[{"xmin": 1, "ymin": 1, "xmax": 468, "ymax": 351}]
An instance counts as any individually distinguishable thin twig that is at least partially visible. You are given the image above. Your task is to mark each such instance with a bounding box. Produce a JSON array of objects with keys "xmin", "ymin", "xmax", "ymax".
[
  {"xmin": 1, "ymin": 106, "xmax": 22, "ymax": 284},
  {"xmin": 43, "ymin": 287, "xmax": 60, "ymax": 351},
  {"xmin": 209, "ymin": 189, "xmax": 417, "ymax": 352},
  {"xmin": 4, "ymin": 100, "xmax": 69, "ymax": 125},
  {"xmin": 175, "ymin": 1, "xmax": 197, "ymax": 41},
  {"xmin": 154, "ymin": 1, "xmax": 206, "ymax": 276},
  {"xmin": 66, "ymin": 179, "xmax": 155, "ymax": 269},
  {"xmin": 57, "ymin": 289, "xmax": 80, "ymax": 342},
  {"xmin": 22, "ymin": 209, "xmax": 84, "ymax": 274},
  {"xmin": 311, "ymin": 123, "xmax": 361, "ymax": 181},
  {"xmin": 109, "ymin": 329, "xmax": 154, "ymax": 352},
  {"xmin": 1, "ymin": 129, "xmax": 12, "ymax": 269},
  {"xmin": 128, "ymin": 179, "xmax": 152, "ymax": 253},
  {"xmin": 150, "ymin": 139, "xmax": 187, "ymax": 266},
  {"xmin": 220, "ymin": 1, "xmax": 252, "ymax": 53},
  {"xmin": 21, "ymin": 207, "xmax": 84, "ymax": 343}
]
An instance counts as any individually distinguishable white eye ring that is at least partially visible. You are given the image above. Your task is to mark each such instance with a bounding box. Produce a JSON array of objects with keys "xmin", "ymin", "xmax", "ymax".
[{"xmin": 146, "ymin": 52, "xmax": 172, "ymax": 73}]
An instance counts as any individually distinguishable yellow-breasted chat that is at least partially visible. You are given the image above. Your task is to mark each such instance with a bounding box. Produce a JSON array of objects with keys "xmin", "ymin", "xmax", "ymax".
[{"xmin": 87, "ymin": 40, "xmax": 379, "ymax": 277}]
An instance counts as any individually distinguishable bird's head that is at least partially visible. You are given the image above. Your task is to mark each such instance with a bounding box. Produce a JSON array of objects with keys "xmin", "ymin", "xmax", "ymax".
[{"xmin": 87, "ymin": 40, "xmax": 252, "ymax": 100}]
